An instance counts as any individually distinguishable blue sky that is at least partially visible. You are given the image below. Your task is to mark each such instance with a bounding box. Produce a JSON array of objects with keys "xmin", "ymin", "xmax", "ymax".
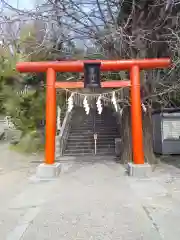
[{"xmin": 7, "ymin": 0, "xmax": 35, "ymax": 10}]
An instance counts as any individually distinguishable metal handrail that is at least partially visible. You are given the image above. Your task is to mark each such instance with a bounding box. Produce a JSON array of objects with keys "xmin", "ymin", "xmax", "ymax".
[{"xmin": 58, "ymin": 110, "xmax": 73, "ymax": 156}]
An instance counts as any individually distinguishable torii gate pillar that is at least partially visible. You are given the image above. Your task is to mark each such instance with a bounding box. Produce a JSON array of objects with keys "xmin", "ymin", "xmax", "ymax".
[{"xmin": 16, "ymin": 58, "xmax": 171, "ymax": 178}]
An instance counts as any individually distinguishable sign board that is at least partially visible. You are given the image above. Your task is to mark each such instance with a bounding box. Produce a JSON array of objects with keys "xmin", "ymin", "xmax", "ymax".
[
  {"xmin": 162, "ymin": 119, "xmax": 180, "ymax": 140},
  {"xmin": 84, "ymin": 62, "xmax": 101, "ymax": 88}
]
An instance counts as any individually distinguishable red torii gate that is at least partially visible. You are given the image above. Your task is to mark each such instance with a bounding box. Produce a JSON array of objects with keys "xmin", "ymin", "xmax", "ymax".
[{"xmin": 16, "ymin": 58, "xmax": 171, "ymax": 167}]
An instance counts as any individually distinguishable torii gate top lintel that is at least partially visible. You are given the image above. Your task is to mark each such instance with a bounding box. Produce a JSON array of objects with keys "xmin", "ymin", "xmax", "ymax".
[
  {"xmin": 16, "ymin": 58, "xmax": 171, "ymax": 167},
  {"xmin": 16, "ymin": 58, "xmax": 171, "ymax": 73}
]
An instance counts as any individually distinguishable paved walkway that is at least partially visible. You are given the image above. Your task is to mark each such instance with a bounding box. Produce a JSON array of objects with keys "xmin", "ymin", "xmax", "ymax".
[{"xmin": 1, "ymin": 144, "xmax": 180, "ymax": 239}]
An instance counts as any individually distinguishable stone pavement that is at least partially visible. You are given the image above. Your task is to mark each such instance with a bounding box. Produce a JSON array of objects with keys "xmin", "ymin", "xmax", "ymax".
[{"xmin": 1, "ymin": 147, "xmax": 180, "ymax": 239}]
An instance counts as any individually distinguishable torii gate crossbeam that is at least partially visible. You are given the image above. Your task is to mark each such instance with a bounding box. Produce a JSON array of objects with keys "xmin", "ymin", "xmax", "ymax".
[{"xmin": 16, "ymin": 58, "xmax": 171, "ymax": 167}]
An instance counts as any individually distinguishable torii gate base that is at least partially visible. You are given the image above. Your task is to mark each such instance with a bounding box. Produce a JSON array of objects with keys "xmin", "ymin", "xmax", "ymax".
[{"xmin": 16, "ymin": 58, "xmax": 171, "ymax": 179}]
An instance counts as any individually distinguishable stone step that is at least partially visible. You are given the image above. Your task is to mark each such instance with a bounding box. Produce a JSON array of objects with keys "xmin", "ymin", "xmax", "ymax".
[
  {"xmin": 66, "ymin": 144, "xmax": 115, "ymax": 148},
  {"xmin": 67, "ymin": 138, "xmax": 118, "ymax": 143},
  {"xmin": 68, "ymin": 136, "xmax": 119, "ymax": 141},
  {"xmin": 63, "ymin": 152, "xmax": 93, "ymax": 156},
  {"xmin": 66, "ymin": 145, "xmax": 116, "ymax": 149},
  {"xmin": 64, "ymin": 149, "xmax": 115, "ymax": 156},
  {"xmin": 69, "ymin": 129, "xmax": 119, "ymax": 132},
  {"xmin": 79, "ymin": 118, "xmax": 117, "ymax": 121},
  {"xmin": 66, "ymin": 144, "xmax": 115, "ymax": 150},
  {"xmin": 64, "ymin": 149, "xmax": 94, "ymax": 154},
  {"xmin": 64, "ymin": 148, "xmax": 116, "ymax": 154},
  {"xmin": 71, "ymin": 123, "xmax": 118, "ymax": 128},
  {"xmin": 68, "ymin": 133, "xmax": 120, "ymax": 138},
  {"xmin": 64, "ymin": 107, "xmax": 120, "ymax": 156},
  {"xmin": 69, "ymin": 129, "xmax": 119, "ymax": 133},
  {"xmin": 67, "ymin": 138, "xmax": 115, "ymax": 145},
  {"xmin": 70, "ymin": 125, "xmax": 118, "ymax": 128},
  {"xmin": 69, "ymin": 132, "xmax": 119, "ymax": 135},
  {"xmin": 67, "ymin": 141, "xmax": 116, "ymax": 146},
  {"xmin": 66, "ymin": 142, "xmax": 115, "ymax": 147},
  {"xmin": 67, "ymin": 137, "xmax": 116, "ymax": 142}
]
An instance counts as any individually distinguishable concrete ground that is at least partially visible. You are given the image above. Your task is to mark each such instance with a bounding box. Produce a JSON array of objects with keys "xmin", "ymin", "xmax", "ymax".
[{"xmin": 0, "ymin": 143, "xmax": 180, "ymax": 239}]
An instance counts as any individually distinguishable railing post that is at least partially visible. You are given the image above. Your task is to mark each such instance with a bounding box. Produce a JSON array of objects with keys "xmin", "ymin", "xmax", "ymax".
[
  {"xmin": 130, "ymin": 65, "xmax": 144, "ymax": 164},
  {"xmin": 45, "ymin": 68, "xmax": 56, "ymax": 164}
]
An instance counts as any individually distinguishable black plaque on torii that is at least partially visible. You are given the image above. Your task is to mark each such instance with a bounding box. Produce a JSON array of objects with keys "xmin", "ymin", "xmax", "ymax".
[{"xmin": 84, "ymin": 62, "xmax": 101, "ymax": 88}]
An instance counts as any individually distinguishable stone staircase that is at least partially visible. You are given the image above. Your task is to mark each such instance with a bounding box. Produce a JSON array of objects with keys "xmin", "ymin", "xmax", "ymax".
[{"xmin": 64, "ymin": 106, "xmax": 120, "ymax": 156}]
